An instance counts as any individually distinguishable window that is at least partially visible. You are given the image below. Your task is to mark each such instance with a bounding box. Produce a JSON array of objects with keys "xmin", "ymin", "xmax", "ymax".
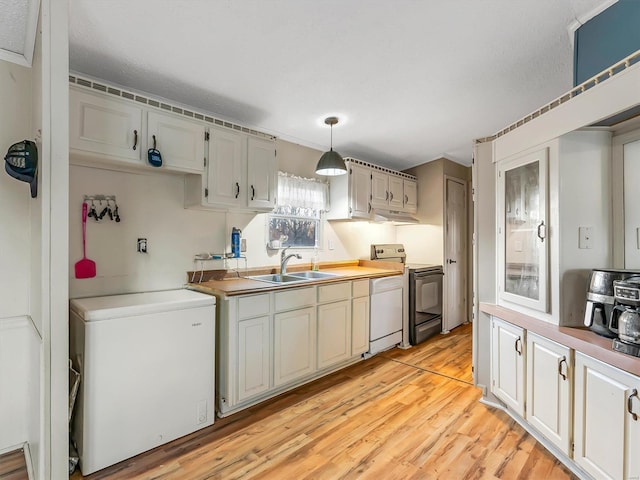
[{"xmin": 269, "ymin": 172, "xmax": 328, "ymax": 249}]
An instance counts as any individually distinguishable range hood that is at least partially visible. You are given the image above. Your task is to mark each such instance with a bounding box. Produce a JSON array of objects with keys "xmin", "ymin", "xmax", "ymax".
[{"xmin": 370, "ymin": 208, "xmax": 419, "ymax": 224}]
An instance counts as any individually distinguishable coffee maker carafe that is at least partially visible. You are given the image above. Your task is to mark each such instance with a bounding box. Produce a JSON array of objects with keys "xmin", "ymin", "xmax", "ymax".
[
  {"xmin": 584, "ymin": 269, "xmax": 640, "ymax": 338},
  {"xmin": 611, "ymin": 279, "xmax": 640, "ymax": 357}
]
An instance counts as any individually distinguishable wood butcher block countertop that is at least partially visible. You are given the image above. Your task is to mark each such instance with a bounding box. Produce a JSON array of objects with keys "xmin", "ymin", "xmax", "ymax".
[
  {"xmin": 481, "ymin": 303, "xmax": 640, "ymax": 377},
  {"xmin": 187, "ymin": 260, "xmax": 403, "ymax": 297}
]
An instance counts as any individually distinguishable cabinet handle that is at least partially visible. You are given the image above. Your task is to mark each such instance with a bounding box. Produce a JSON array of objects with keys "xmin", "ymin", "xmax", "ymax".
[
  {"xmin": 251, "ymin": 185, "xmax": 255, "ymax": 201},
  {"xmin": 537, "ymin": 220, "xmax": 546, "ymax": 242},
  {"xmin": 368, "ymin": 202, "xmax": 371, "ymax": 213},
  {"xmin": 629, "ymin": 388, "xmax": 639, "ymax": 421},
  {"xmin": 390, "ymin": 192, "xmax": 394, "ymax": 201},
  {"xmin": 133, "ymin": 129, "xmax": 138, "ymax": 150},
  {"xmin": 405, "ymin": 194, "xmax": 409, "ymax": 204},
  {"xmin": 515, "ymin": 337, "xmax": 523, "ymax": 356},
  {"xmin": 385, "ymin": 190, "xmax": 389, "ymax": 201},
  {"xmin": 558, "ymin": 356, "xmax": 567, "ymax": 381},
  {"xmin": 235, "ymin": 182, "xmax": 240, "ymax": 199}
]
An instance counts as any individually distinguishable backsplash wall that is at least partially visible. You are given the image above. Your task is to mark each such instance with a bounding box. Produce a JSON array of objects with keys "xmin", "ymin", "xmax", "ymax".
[{"xmin": 68, "ymin": 140, "xmax": 400, "ymax": 298}]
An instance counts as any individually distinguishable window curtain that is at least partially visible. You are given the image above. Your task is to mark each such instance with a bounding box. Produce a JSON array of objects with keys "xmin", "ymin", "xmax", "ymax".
[{"xmin": 276, "ymin": 171, "xmax": 328, "ymax": 212}]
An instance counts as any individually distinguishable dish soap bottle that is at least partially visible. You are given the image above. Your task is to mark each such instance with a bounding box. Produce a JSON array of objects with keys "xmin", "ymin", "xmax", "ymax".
[{"xmin": 312, "ymin": 247, "xmax": 319, "ymax": 271}]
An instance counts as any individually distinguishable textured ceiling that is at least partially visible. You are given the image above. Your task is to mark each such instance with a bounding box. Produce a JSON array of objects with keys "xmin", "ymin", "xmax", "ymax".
[{"xmin": 68, "ymin": 0, "xmax": 612, "ymax": 170}]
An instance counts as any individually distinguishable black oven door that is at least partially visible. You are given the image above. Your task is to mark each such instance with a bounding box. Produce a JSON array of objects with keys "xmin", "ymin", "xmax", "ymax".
[{"xmin": 409, "ymin": 270, "xmax": 444, "ymax": 344}]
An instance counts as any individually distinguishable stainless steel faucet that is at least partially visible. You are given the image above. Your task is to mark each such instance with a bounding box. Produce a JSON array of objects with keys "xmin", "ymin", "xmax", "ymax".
[{"xmin": 280, "ymin": 247, "xmax": 302, "ymax": 274}]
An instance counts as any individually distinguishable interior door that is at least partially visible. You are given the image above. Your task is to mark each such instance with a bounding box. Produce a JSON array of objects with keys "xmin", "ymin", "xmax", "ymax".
[{"xmin": 444, "ymin": 177, "xmax": 467, "ymax": 332}]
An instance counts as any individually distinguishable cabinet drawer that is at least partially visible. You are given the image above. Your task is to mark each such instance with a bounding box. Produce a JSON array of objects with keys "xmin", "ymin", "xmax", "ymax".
[
  {"xmin": 318, "ymin": 282, "xmax": 351, "ymax": 303},
  {"xmin": 275, "ymin": 287, "xmax": 316, "ymax": 312},
  {"xmin": 238, "ymin": 294, "xmax": 270, "ymax": 319},
  {"xmin": 352, "ymin": 280, "xmax": 369, "ymax": 298}
]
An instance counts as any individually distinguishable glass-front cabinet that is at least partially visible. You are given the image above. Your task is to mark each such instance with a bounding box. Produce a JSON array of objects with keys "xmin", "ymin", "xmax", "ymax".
[{"xmin": 497, "ymin": 148, "xmax": 548, "ymax": 312}]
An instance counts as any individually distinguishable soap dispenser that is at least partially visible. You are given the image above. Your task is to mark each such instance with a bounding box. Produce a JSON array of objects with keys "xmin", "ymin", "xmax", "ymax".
[{"xmin": 312, "ymin": 247, "xmax": 319, "ymax": 271}]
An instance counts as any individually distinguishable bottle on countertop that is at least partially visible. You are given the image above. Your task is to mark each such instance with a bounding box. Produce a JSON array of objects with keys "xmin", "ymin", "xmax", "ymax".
[
  {"xmin": 312, "ymin": 247, "xmax": 319, "ymax": 271},
  {"xmin": 231, "ymin": 227, "xmax": 242, "ymax": 258}
]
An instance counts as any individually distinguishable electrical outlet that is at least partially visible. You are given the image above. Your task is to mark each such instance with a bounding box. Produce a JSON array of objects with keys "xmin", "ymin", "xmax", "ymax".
[{"xmin": 137, "ymin": 238, "xmax": 148, "ymax": 253}]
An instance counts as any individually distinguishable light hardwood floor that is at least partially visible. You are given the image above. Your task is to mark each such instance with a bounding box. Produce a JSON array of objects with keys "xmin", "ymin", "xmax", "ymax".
[
  {"xmin": 71, "ymin": 323, "xmax": 576, "ymax": 479},
  {"xmin": 0, "ymin": 448, "xmax": 28, "ymax": 480}
]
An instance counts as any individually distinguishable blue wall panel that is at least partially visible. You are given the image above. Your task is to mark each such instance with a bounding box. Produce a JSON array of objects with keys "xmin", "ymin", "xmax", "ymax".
[{"xmin": 574, "ymin": 0, "xmax": 640, "ymax": 86}]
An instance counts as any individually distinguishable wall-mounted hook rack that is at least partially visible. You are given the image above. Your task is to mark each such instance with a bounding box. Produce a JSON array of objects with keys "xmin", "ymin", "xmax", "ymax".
[{"xmin": 83, "ymin": 195, "xmax": 121, "ymax": 222}]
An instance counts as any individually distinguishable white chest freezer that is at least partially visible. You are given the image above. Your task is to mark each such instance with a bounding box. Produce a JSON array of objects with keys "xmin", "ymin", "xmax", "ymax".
[{"xmin": 69, "ymin": 289, "xmax": 216, "ymax": 475}]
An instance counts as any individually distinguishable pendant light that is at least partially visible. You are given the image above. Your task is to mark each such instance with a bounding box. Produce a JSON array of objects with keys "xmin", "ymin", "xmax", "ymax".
[{"xmin": 315, "ymin": 116, "xmax": 347, "ymax": 176}]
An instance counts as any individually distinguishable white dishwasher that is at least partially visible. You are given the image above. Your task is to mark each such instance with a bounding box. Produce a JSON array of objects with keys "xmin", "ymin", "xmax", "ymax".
[
  {"xmin": 69, "ymin": 289, "xmax": 216, "ymax": 475},
  {"xmin": 369, "ymin": 275, "xmax": 403, "ymax": 354}
]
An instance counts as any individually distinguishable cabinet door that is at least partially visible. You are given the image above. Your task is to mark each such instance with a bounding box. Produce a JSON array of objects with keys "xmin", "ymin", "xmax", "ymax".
[
  {"xmin": 351, "ymin": 296, "xmax": 370, "ymax": 356},
  {"xmin": 403, "ymin": 179, "xmax": 417, "ymax": 213},
  {"xmin": 317, "ymin": 300, "xmax": 351, "ymax": 369},
  {"xmin": 370, "ymin": 171, "xmax": 389, "ymax": 209},
  {"xmin": 206, "ymin": 127, "xmax": 244, "ymax": 207},
  {"xmin": 350, "ymin": 163, "xmax": 372, "ymax": 218},
  {"xmin": 237, "ymin": 315, "xmax": 271, "ymax": 402},
  {"xmin": 388, "ymin": 175, "xmax": 404, "ymax": 210},
  {"xmin": 497, "ymin": 148, "xmax": 548, "ymax": 312},
  {"xmin": 146, "ymin": 111, "xmax": 205, "ymax": 173},
  {"xmin": 574, "ymin": 352, "xmax": 640, "ymax": 480},
  {"xmin": 526, "ymin": 333, "xmax": 572, "ymax": 455},
  {"xmin": 274, "ymin": 307, "xmax": 316, "ymax": 386},
  {"xmin": 70, "ymin": 88, "xmax": 143, "ymax": 164},
  {"xmin": 247, "ymin": 137, "xmax": 277, "ymax": 209},
  {"xmin": 491, "ymin": 317, "xmax": 525, "ymax": 416}
]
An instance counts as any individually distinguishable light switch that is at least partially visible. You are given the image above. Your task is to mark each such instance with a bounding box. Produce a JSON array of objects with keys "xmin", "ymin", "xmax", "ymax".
[{"xmin": 579, "ymin": 226, "xmax": 593, "ymax": 249}]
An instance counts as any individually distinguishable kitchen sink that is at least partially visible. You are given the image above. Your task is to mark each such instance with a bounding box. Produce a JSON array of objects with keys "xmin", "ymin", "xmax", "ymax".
[
  {"xmin": 246, "ymin": 274, "xmax": 310, "ymax": 284},
  {"xmin": 288, "ymin": 271, "xmax": 339, "ymax": 279},
  {"xmin": 246, "ymin": 271, "xmax": 340, "ymax": 284}
]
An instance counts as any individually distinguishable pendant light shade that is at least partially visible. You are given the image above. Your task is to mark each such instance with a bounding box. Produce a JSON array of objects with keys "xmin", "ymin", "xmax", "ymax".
[{"xmin": 316, "ymin": 117, "xmax": 347, "ymax": 176}]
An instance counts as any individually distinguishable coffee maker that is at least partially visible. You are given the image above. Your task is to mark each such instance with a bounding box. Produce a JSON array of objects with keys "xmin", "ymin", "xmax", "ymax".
[
  {"xmin": 611, "ymin": 279, "xmax": 640, "ymax": 357},
  {"xmin": 584, "ymin": 269, "xmax": 640, "ymax": 338}
]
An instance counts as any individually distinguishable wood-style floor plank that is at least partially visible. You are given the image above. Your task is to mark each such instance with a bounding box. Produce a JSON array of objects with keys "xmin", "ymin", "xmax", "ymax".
[
  {"xmin": 0, "ymin": 448, "xmax": 28, "ymax": 480},
  {"xmin": 71, "ymin": 323, "xmax": 577, "ymax": 480}
]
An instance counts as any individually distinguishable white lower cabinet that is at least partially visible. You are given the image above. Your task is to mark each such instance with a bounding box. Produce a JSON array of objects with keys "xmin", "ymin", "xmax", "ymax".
[
  {"xmin": 574, "ymin": 352, "xmax": 640, "ymax": 480},
  {"xmin": 526, "ymin": 332, "xmax": 572, "ymax": 456},
  {"xmin": 237, "ymin": 315, "xmax": 271, "ymax": 403},
  {"xmin": 274, "ymin": 307, "xmax": 316, "ymax": 386},
  {"xmin": 491, "ymin": 317, "xmax": 526, "ymax": 416},
  {"xmin": 490, "ymin": 317, "xmax": 640, "ymax": 480},
  {"xmin": 317, "ymin": 300, "xmax": 351, "ymax": 369},
  {"xmin": 218, "ymin": 279, "xmax": 373, "ymax": 416}
]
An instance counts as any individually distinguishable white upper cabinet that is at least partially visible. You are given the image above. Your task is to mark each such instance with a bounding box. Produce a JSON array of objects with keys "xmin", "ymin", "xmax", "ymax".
[
  {"xmin": 388, "ymin": 175, "xmax": 404, "ymax": 210},
  {"xmin": 497, "ymin": 148, "xmax": 549, "ymax": 313},
  {"xmin": 370, "ymin": 170, "xmax": 390, "ymax": 209},
  {"xmin": 247, "ymin": 137, "xmax": 277, "ymax": 209},
  {"xmin": 328, "ymin": 159, "xmax": 417, "ymax": 220},
  {"xmin": 326, "ymin": 161, "xmax": 371, "ymax": 220},
  {"xmin": 206, "ymin": 127, "xmax": 245, "ymax": 207},
  {"xmin": 71, "ymin": 86, "xmax": 205, "ymax": 174},
  {"xmin": 146, "ymin": 111, "xmax": 205, "ymax": 174},
  {"xmin": 70, "ymin": 88, "xmax": 143, "ymax": 165},
  {"xmin": 403, "ymin": 179, "xmax": 417, "ymax": 213},
  {"xmin": 186, "ymin": 129, "xmax": 277, "ymax": 212}
]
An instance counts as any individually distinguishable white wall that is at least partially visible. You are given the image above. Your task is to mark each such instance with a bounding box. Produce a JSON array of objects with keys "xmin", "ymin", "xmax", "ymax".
[
  {"xmin": 0, "ymin": 57, "xmax": 42, "ymax": 460},
  {"xmin": 69, "ymin": 138, "xmax": 399, "ymax": 298},
  {"xmin": 396, "ymin": 224, "xmax": 444, "ymax": 264}
]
